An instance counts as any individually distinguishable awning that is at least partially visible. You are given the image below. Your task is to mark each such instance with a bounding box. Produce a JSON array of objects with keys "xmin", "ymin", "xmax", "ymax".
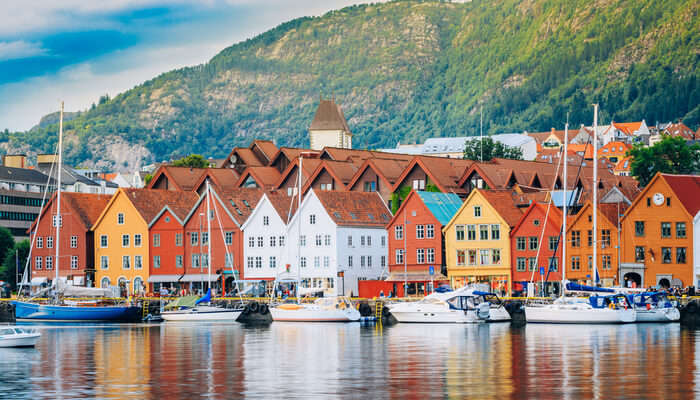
[
  {"xmin": 30, "ymin": 277, "xmax": 48, "ymax": 286},
  {"xmin": 385, "ymin": 272, "xmax": 448, "ymax": 282},
  {"xmin": 179, "ymin": 274, "xmax": 221, "ymax": 282},
  {"xmin": 148, "ymin": 274, "xmax": 183, "ymax": 283}
]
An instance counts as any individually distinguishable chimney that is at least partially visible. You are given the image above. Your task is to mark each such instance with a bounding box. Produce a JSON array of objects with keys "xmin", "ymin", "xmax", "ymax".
[
  {"xmin": 3, "ymin": 154, "xmax": 27, "ymax": 169},
  {"xmin": 37, "ymin": 154, "xmax": 58, "ymax": 167}
]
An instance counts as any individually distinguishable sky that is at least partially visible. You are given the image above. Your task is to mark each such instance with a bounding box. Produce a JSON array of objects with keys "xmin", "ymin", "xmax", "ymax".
[{"xmin": 0, "ymin": 0, "xmax": 369, "ymax": 131}]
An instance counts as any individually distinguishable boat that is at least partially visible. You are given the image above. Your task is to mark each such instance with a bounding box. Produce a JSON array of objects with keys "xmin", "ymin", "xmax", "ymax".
[
  {"xmin": 623, "ymin": 292, "xmax": 680, "ymax": 322},
  {"xmin": 387, "ymin": 287, "xmax": 511, "ymax": 323},
  {"xmin": 161, "ymin": 291, "xmax": 243, "ymax": 322},
  {"xmin": 270, "ymin": 297, "xmax": 360, "ymax": 322},
  {"xmin": 0, "ymin": 326, "xmax": 41, "ymax": 348},
  {"xmin": 14, "ymin": 102, "xmax": 140, "ymax": 323}
]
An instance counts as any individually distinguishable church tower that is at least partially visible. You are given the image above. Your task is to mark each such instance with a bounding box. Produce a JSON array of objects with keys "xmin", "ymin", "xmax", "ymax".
[{"xmin": 308, "ymin": 97, "xmax": 352, "ymax": 150}]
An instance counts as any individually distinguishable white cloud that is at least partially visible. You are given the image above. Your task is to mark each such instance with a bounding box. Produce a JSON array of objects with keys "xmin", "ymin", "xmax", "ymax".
[{"xmin": 0, "ymin": 40, "xmax": 46, "ymax": 61}]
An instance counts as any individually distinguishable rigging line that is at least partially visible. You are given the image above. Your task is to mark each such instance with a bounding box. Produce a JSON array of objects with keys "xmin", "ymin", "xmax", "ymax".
[{"xmin": 210, "ymin": 185, "xmax": 244, "ymax": 305}]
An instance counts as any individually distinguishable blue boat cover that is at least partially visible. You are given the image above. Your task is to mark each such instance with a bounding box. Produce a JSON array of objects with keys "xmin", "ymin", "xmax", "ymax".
[
  {"xmin": 473, "ymin": 291, "xmax": 496, "ymax": 297},
  {"xmin": 195, "ymin": 289, "xmax": 212, "ymax": 305},
  {"xmin": 415, "ymin": 191, "xmax": 463, "ymax": 226},
  {"xmin": 566, "ymin": 282, "xmax": 614, "ymax": 293}
]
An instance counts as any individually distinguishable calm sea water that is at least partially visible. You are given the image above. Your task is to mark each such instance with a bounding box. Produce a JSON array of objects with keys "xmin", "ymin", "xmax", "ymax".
[{"xmin": 0, "ymin": 322, "xmax": 696, "ymax": 399}]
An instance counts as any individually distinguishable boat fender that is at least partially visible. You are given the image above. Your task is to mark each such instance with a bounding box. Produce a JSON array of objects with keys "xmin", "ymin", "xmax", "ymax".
[
  {"xmin": 249, "ymin": 301, "xmax": 259, "ymax": 313},
  {"xmin": 686, "ymin": 301, "xmax": 698, "ymax": 314},
  {"xmin": 259, "ymin": 303, "xmax": 269, "ymax": 315},
  {"xmin": 608, "ymin": 302, "xmax": 615, "ymax": 310},
  {"xmin": 646, "ymin": 303, "xmax": 652, "ymax": 311}
]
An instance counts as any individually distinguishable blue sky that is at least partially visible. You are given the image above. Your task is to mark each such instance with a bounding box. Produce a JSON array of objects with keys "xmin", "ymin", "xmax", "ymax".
[{"xmin": 0, "ymin": 0, "xmax": 368, "ymax": 131}]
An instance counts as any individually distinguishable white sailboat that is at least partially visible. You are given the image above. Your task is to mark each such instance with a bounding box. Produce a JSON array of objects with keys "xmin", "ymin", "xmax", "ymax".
[
  {"xmin": 269, "ymin": 155, "xmax": 360, "ymax": 322},
  {"xmin": 162, "ymin": 180, "xmax": 243, "ymax": 322},
  {"xmin": 525, "ymin": 106, "xmax": 636, "ymax": 324}
]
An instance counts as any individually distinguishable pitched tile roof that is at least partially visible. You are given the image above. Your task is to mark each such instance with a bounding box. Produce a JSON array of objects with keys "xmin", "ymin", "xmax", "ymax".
[
  {"xmin": 614, "ymin": 156, "xmax": 632, "ymax": 172},
  {"xmin": 303, "ymin": 160, "xmax": 361, "ymax": 192},
  {"xmin": 347, "ymin": 158, "xmax": 412, "ymax": 190},
  {"xmin": 265, "ymin": 191, "xmax": 298, "ymax": 223},
  {"xmin": 612, "ymin": 122, "xmax": 643, "ymax": 136},
  {"xmin": 512, "ymin": 202, "xmax": 562, "ymax": 234},
  {"xmin": 0, "ymin": 165, "xmax": 54, "ymax": 185},
  {"xmin": 599, "ymin": 141, "xmax": 632, "ymax": 157},
  {"xmin": 309, "ymin": 99, "xmax": 351, "ymax": 132},
  {"xmin": 233, "ymin": 148, "xmax": 265, "ymax": 167},
  {"xmin": 395, "ymin": 156, "xmax": 473, "ymax": 194},
  {"xmin": 275, "ymin": 157, "xmax": 323, "ymax": 189},
  {"xmin": 661, "ymin": 174, "xmax": 700, "ymax": 217},
  {"xmin": 123, "ymin": 188, "xmax": 199, "ymax": 224},
  {"xmin": 250, "ymin": 140, "xmax": 279, "ymax": 162},
  {"xmin": 195, "ymin": 168, "xmax": 240, "ymax": 192},
  {"xmin": 314, "ymin": 190, "xmax": 390, "ymax": 227},
  {"xmin": 147, "ymin": 165, "xmax": 207, "ymax": 191},
  {"xmin": 215, "ymin": 188, "xmax": 264, "ymax": 225},
  {"xmin": 236, "ymin": 167, "xmax": 281, "ymax": 189},
  {"xmin": 63, "ymin": 193, "xmax": 113, "ymax": 228},
  {"xmin": 662, "ymin": 122, "xmax": 696, "ymax": 140},
  {"xmin": 476, "ymin": 189, "xmax": 524, "ymax": 227},
  {"xmin": 416, "ymin": 191, "xmax": 463, "ymax": 225},
  {"xmin": 598, "ymin": 202, "xmax": 628, "ymax": 227},
  {"xmin": 321, "ymin": 147, "xmax": 414, "ymax": 163}
]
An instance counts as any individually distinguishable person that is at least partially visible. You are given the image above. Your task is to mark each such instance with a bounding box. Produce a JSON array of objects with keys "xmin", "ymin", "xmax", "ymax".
[{"xmin": 379, "ymin": 290, "xmax": 385, "ymax": 298}]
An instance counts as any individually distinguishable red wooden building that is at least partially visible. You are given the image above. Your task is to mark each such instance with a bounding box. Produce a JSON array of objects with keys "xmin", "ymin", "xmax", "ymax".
[{"xmin": 28, "ymin": 192, "xmax": 111, "ymax": 288}]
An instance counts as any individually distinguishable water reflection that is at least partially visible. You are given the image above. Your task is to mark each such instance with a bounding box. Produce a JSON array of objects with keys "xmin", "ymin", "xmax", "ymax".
[{"xmin": 0, "ymin": 323, "xmax": 697, "ymax": 399}]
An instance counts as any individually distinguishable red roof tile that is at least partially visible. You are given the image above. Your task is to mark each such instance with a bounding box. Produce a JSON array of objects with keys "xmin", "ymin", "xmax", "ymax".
[
  {"xmin": 476, "ymin": 189, "xmax": 524, "ymax": 227},
  {"xmin": 662, "ymin": 174, "xmax": 700, "ymax": 217},
  {"xmin": 147, "ymin": 165, "xmax": 207, "ymax": 191},
  {"xmin": 122, "ymin": 188, "xmax": 199, "ymax": 224},
  {"xmin": 250, "ymin": 140, "xmax": 279, "ymax": 162},
  {"xmin": 236, "ymin": 167, "xmax": 281, "ymax": 189},
  {"xmin": 214, "ymin": 188, "xmax": 264, "ymax": 225},
  {"xmin": 314, "ymin": 190, "xmax": 390, "ymax": 227}
]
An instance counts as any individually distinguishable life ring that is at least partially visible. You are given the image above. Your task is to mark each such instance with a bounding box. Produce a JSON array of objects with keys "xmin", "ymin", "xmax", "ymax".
[
  {"xmin": 259, "ymin": 303, "xmax": 269, "ymax": 315},
  {"xmin": 249, "ymin": 301, "xmax": 259, "ymax": 313}
]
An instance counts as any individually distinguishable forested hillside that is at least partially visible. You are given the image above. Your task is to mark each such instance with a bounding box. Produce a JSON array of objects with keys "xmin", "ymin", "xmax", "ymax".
[{"xmin": 2, "ymin": 0, "xmax": 698, "ymax": 170}]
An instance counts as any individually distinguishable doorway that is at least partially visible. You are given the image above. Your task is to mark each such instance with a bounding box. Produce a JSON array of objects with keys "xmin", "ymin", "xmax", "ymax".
[{"xmin": 623, "ymin": 272, "xmax": 642, "ymax": 288}]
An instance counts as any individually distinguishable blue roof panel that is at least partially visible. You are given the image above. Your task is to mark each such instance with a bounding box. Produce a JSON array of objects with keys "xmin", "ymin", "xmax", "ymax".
[{"xmin": 415, "ymin": 191, "xmax": 463, "ymax": 225}]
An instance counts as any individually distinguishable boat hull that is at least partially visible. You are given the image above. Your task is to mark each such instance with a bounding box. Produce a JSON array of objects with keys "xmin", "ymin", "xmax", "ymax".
[
  {"xmin": 389, "ymin": 304, "xmax": 511, "ymax": 324},
  {"xmin": 635, "ymin": 307, "xmax": 680, "ymax": 322},
  {"xmin": 161, "ymin": 307, "xmax": 242, "ymax": 322},
  {"xmin": 0, "ymin": 333, "xmax": 41, "ymax": 347},
  {"xmin": 14, "ymin": 301, "xmax": 141, "ymax": 322},
  {"xmin": 270, "ymin": 307, "xmax": 360, "ymax": 322},
  {"xmin": 525, "ymin": 304, "xmax": 636, "ymax": 324}
]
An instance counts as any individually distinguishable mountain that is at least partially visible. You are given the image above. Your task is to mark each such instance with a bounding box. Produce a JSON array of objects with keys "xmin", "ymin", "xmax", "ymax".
[{"xmin": 2, "ymin": 0, "xmax": 699, "ymax": 170}]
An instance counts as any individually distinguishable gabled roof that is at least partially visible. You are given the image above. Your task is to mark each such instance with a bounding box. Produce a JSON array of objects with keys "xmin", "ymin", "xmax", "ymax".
[
  {"xmin": 30, "ymin": 192, "xmax": 112, "ymax": 233},
  {"xmin": 614, "ymin": 156, "xmax": 632, "ymax": 172},
  {"xmin": 275, "ymin": 157, "xmax": 323, "ymax": 189},
  {"xmin": 599, "ymin": 141, "xmax": 632, "ymax": 156},
  {"xmin": 662, "ymin": 174, "xmax": 700, "ymax": 217},
  {"xmin": 249, "ymin": 140, "xmax": 279, "ymax": 163},
  {"xmin": 567, "ymin": 201, "xmax": 626, "ymax": 232},
  {"xmin": 477, "ymin": 189, "xmax": 524, "ymax": 227},
  {"xmin": 346, "ymin": 158, "xmax": 411, "ymax": 190},
  {"xmin": 392, "ymin": 156, "xmax": 473, "ymax": 194},
  {"xmin": 266, "ymin": 191, "xmax": 298, "ymax": 223},
  {"xmin": 149, "ymin": 192, "xmax": 201, "ymax": 227},
  {"xmin": 236, "ymin": 167, "xmax": 281, "ymax": 189},
  {"xmin": 0, "ymin": 165, "xmax": 54, "ymax": 185},
  {"xmin": 147, "ymin": 165, "xmax": 207, "ymax": 191},
  {"xmin": 309, "ymin": 99, "xmax": 351, "ymax": 133},
  {"xmin": 193, "ymin": 168, "xmax": 240, "ymax": 193},
  {"xmin": 511, "ymin": 202, "xmax": 562, "ymax": 236},
  {"xmin": 92, "ymin": 188, "xmax": 199, "ymax": 229},
  {"xmin": 211, "ymin": 188, "xmax": 264, "ymax": 226},
  {"xmin": 415, "ymin": 191, "xmax": 463, "ymax": 226},
  {"xmin": 301, "ymin": 160, "xmax": 360, "ymax": 193},
  {"xmin": 314, "ymin": 190, "xmax": 390, "ymax": 227},
  {"xmin": 612, "ymin": 121, "xmax": 643, "ymax": 136},
  {"xmin": 662, "ymin": 122, "xmax": 695, "ymax": 140},
  {"xmin": 320, "ymin": 147, "xmax": 413, "ymax": 163}
]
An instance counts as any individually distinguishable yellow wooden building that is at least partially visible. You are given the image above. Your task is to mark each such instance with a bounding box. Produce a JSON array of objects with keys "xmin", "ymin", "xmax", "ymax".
[{"xmin": 443, "ymin": 189, "xmax": 523, "ymax": 295}]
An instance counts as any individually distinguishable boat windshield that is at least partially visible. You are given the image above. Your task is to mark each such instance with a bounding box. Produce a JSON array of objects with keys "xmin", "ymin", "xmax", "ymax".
[
  {"xmin": 480, "ymin": 294, "xmax": 501, "ymax": 305},
  {"xmin": 0, "ymin": 328, "xmax": 15, "ymax": 335},
  {"xmin": 314, "ymin": 297, "xmax": 353, "ymax": 309}
]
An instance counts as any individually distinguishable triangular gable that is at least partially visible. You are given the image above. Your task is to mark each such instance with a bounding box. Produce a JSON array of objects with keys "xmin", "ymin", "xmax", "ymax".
[
  {"xmin": 566, "ymin": 201, "xmax": 618, "ymax": 233},
  {"xmin": 442, "ymin": 189, "xmax": 513, "ymax": 233},
  {"xmin": 345, "ymin": 159, "xmax": 393, "ymax": 191},
  {"xmin": 386, "ymin": 190, "xmax": 421, "ymax": 228},
  {"xmin": 391, "ymin": 158, "xmax": 448, "ymax": 193},
  {"xmin": 457, "ymin": 163, "xmax": 497, "ymax": 189},
  {"xmin": 240, "ymin": 192, "xmax": 271, "ymax": 231},
  {"xmin": 147, "ymin": 165, "xmax": 182, "ymax": 191},
  {"xmin": 91, "ymin": 188, "xmax": 147, "ymax": 230},
  {"xmin": 301, "ymin": 161, "xmax": 347, "ymax": 194},
  {"xmin": 622, "ymin": 172, "xmax": 695, "ymax": 223},
  {"xmin": 510, "ymin": 202, "xmax": 562, "ymax": 237},
  {"xmin": 148, "ymin": 204, "xmax": 189, "ymax": 228}
]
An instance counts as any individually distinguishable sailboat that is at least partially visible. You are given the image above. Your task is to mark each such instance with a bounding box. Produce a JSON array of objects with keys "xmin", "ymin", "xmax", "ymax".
[
  {"xmin": 161, "ymin": 180, "xmax": 243, "ymax": 321},
  {"xmin": 14, "ymin": 102, "xmax": 141, "ymax": 322},
  {"xmin": 269, "ymin": 155, "xmax": 360, "ymax": 322},
  {"xmin": 525, "ymin": 106, "xmax": 636, "ymax": 324}
]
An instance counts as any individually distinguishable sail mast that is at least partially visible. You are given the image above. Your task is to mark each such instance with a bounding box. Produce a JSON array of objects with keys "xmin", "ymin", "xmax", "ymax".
[
  {"xmin": 206, "ymin": 179, "xmax": 212, "ymax": 292},
  {"xmin": 297, "ymin": 155, "xmax": 302, "ymax": 303},
  {"xmin": 55, "ymin": 102, "xmax": 64, "ymax": 286},
  {"xmin": 562, "ymin": 119, "xmax": 568, "ymax": 290},
  {"xmin": 592, "ymin": 104, "xmax": 599, "ymax": 286}
]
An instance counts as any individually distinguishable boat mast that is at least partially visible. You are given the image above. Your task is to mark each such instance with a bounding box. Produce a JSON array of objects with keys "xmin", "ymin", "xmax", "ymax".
[
  {"xmin": 562, "ymin": 118, "xmax": 568, "ymax": 293},
  {"xmin": 592, "ymin": 104, "xmax": 599, "ymax": 286},
  {"xmin": 206, "ymin": 179, "xmax": 212, "ymax": 293},
  {"xmin": 297, "ymin": 155, "xmax": 302, "ymax": 304},
  {"xmin": 55, "ymin": 102, "xmax": 63, "ymax": 288}
]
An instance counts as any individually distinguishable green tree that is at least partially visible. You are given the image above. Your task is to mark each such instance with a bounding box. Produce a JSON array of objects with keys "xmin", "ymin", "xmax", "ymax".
[
  {"xmin": 0, "ymin": 227, "xmax": 16, "ymax": 289},
  {"xmin": 0, "ymin": 240, "xmax": 29, "ymax": 291},
  {"xmin": 463, "ymin": 137, "xmax": 523, "ymax": 161},
  {"xmin": 143, "ymin": 174, "xmax": 153, "ymax": 185},
  {"xmin": 629, "ymin": 136, "xmax": 700, "ymax": 187},
  {"xmin": 172, "ymin": 154, "xmax": 209, "ymax": 168}
]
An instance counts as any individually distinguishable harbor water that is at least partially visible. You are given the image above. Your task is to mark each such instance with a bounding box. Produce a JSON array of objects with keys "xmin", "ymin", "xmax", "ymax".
[{"xmin": 0, "ymin": 322, "xmax": 696, "ymax": 399}]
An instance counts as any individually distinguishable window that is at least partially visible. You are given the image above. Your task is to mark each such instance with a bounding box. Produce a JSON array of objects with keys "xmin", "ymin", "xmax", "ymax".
[
  {"xmin": 247, "ymin": 257, "xmax": 254, "ymax": 270},
  {"xmin": 662, "ymin": 247, "xmax": 672, "ymax": 264},
  {"xmin": 417, "ymin": 248, "xmax": 425, "ymax": 264},
  {"xmin": 516, "ymin": 237, "xmax": 526, "ymax": 251},
  {"xmin": 300, "ymin": 235, "xmax": 306, "ymax": 246},
  {"xmin": 601, "ymin": 230, "xmax": 610, "ymax": 249},
  {"xmin": 35, "ymin": 256, "xmax": 42, "ymax": 270},
  {"xmin": 270, "ymin": 256, "xmax": 277, "ymax": 269},
  {"xmin": 661, "ymin": 222, "xmax": 671, "ymax": 238},
  {"xmin": 225, "ymin": 254, "xmax": 233, "ymax": 268},
  {"xmin": 416, "ymin": 224, "xmax": 424, "ymax": 239},
  {"xmin": 53, "ymin": 215, "xmax": 62, "ymax": 227},
  {"xmin": 324, "ymin": 256, "xmax": 330, "ymax": 268},
  {"xmin": 153, "ymin": 234, "xmax": 160, "ymax": 248},
  {"xmin": 175, "ymin": 233, "xmax": 183, "ymax": 247},
  {"xmin": 479, "ymin": 225, "xmax": 489, "ymax": 240},
  {"xmin": 676, "ymin": 223, "xmax": 687, "ymax": 238},
  {"xmin": 635, "ymin": 221, "xmax": 645, "ymax": 237},
  {"xmin": 413, "ymin": 179, "xmax": 425, "ymax": 190},
  {"xmin": 315, "ymin": 235, "xmax": 322, "ymax": 246},
  {"xmin": 133, "ymin": 234, "xmax": 141, "ymax": 247},
  {"xmin": 45, "ymin": 256, "xmax": 53, "ymax": 270},
  {"xmin": 176, "ymin": 255, "xmax": 183, "ymax": 268},
  {"xmin": 456, "ymin": 225, "xmax": 465, "ymax": 241},
  {"xmin": 492, "ymin": 249, "xmax": 501, "ymax": 265},
  {"xmin": 549, "ymin": 236, "xmax": 558, "ymax": 251},
  {"xmin": 634, "ymin": 246, "xmax": 645, "ymax": 262},
  {"xmin": 474, "ymin": 206, "xmax": 481, "ymax": 217},
  {"xmin": 225, "ymin": 232, "xmax": 233, "ymax": 245},
  {"xmin": 202, "ymin": 232, "xmax": 209, "ymax": 245},
  {"xmin": 192, "ymin": 254, "xmax": 200, "ymax": 268},
  {"xmin": 395, "ymin": 225, "xmax": 403, "ymax": 240},
  {"xmin": 601, "ymin": 255, "xmax": 611, "ymax": 270},
  {"xmin": 427, "ymin": 248, "xmax": 435, "ymax": 263},
  {"xmin": 381, "ymin": 256, "xmax": 386, "ymax": 267},
  {"xmin": 309, "ymin": 214, "xmax": 316, "ymax": 225},
  {"xmin": 456, "ymin": 250, "xmax": 466, "ymax": 266},
  {"xmin": 100, "ymin": 256, "xmax": 108, "ymax": 270},
  {"xmin": 201, "ymin": 254, "xmax": 209, "ymax": 268},
  {"xmin": 395, "ymin": 249, "xmax": 404, "ymax": 264},
  {"xmin": 588, "ymin": 256, "xmax": 593, "ymax": 270},
  {"xmin": 467, "ymin": 225, "xmax": 476, "ymax": 240},
  {"xmin": 468, "ymin": 250, "xmax": 477, "ymax": 265},
  {"xmin": 47, "ymin": 237, "xmax": 53, "ymax": 249},
  {"xmin": 191, "ymin": 232, "xmax": 199, "ymax": 246},
  {"xmin": 677, "ymin": 247, "xmax": 687, "ymax": 264},
  {"xmin": 571, "ymin": 256, "xmax": 580, "ymax": 271},
  {"xmin": 587, "ymin": 230, "xmax": 592, "ymax": 247},
  {"xmin": 134, "ymin": 255, "xmax": 143, "ymax": 270},
  {"xmin": 257, "ymin": 236, "xmax": 264, "ymax": 247},
  {"xmin": 360, "ymin": 256, "xmax": 366, "ymax": 268},
  {"xmin": 347, "ymin": 235, "xmax": 353, "ymax": 246},
  {"xmin": 270, "ymin": 236, "xmax": 277, "ymax": 247},
  {"xmin": 528, "ymin": 257, "xmax": 537, "ymax": 271},
  {"xmin": 348, "ymin": 256, "xmax": 353, "ymax": 268},
  {"xmin": 248, "ymin": 236, "xmax": 255, "ymax": 247},
  {"xmin": 363, "ymin": 181, "xmax": 376, "ymax": 192},
  {"xmin": 255, "ymin": 256, "xmax": 262, "ymax": 269},
  {"xmin": 381, "ymin": 236, "xmax": 386, "ymax": 247},
  {"xmin": 324, "ymin": 234, "xmax": 331, "ymax": 246},
  {"xmin": 491, "ymin": 225, "xmax": 500, "ymax": 240},
  {"xmin": 122, "ymin": 234, "xmax": 129, "ymax": 247},
  {"xmin": 571, "ymin": 231, "xmax": 580, "ymax": 248},
  {"xmin": 153, "ymin": 255, "xmax": 161, "ymax": 269},
  {"xmin": 314, "ymin": 256, "xmax": 320, "ymax": 268},
  {"xmin": 367, "ymin": 236, "xmax": 372, "ymax": 247},
  {"xmin": 70, "ymin": 236, "xmax": 77, "ymax": 248},
  {"xmin": 263, "ymin": 216, "xmax": 269, "ymax": 226},
  {"xmin": 426, "ymin": 225, "xmax": 435, "ymax": 239},
  {"xmin": 122, "ymin": 255, "xmax": 130, "ymax": 269},
  {"xmin": 480, "ymin": 249, "xmax": 490, "ymax": 265},
  {"xmin": 279, "ymin": 236, "xmax": 285, "ymax": 247},
  {"xmin": 37, "ymin": 237, "xmax": 43, "ymax": 248},
  {"xmin": 529, "ymin": 237, "xmax": 538, "ymax": 250},
  {"xmin": 117, "ymin": 213, "xmax": 124, "ymax": 224},
  {"xmin": 516, "ymin": 257, "xmax": 526, "ymax": 272},
  {"xmin": 549, "ymin": 257, "xmax": 558, "ymax": 272}
]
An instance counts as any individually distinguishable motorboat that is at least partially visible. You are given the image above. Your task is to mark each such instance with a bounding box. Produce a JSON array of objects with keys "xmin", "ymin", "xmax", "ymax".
[
  {"xmin": 161, "ymin": 291, "xmax": 243, "ymax": 322},
  {"xmin": 387, "ymin": 287, "xmax": 511, "ymax": 323},
  {"xmin": 525, "ymin": 293, "xmax": 636, "ymax": 324},
  {"xmin": 270, "ymin": 297, "xmax": 360, "ymax": 322},
  {"xmin": 0, "ymin": 326, "xmax": 41, "ymax": 347},
  {"xmin": 624, "ymin": 292, "xmax": 680, "ymax": 322}
]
